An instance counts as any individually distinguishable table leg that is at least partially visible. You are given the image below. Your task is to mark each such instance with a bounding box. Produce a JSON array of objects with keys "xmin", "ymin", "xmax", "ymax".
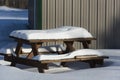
[
  {"xmin": 38, "ymin": 63, "xmax": 48, "ymax": 73},
  {"xmin": 10, "ymin": 56, "xmax": 16, "ymax": 66},
  {"xmin": 11, "ymin": 41, "xmax": 23, "ymax": 66},
  {"xmin": 64, "ymin": 41, "xmax": 75, "ymax": 53},
  {"xmin": 61, "ymin": 41, "xmax": 75, "ymax": 67},
  {"xmin": 26, "ymin": 43, "xmax": 43, "ymax": 59},
  {"xmin": 30, "ymin": 43, "xmax": 42, "ymax": 56},
  {"xmin": 26, "ymin": 51, "xmax": 34, "ymax": 59},
  {"xmin": 30, "ymin": 43, "xmax": 49, "ymax": 71},
  {"xmin": 89, "ymin": 60, "xmax": 96, "ymax": 68},
  {"xmin": 82, "ymin": 41, "xmax": 90, "ymax": 49}
]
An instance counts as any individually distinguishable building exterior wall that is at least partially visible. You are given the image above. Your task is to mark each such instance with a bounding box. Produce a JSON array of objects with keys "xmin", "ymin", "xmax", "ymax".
[
  {"xmin": 29, "ymin": 0, "xmax": 42, "ymax": 29},
  {"xmin": 29, "ymin": 0, "xmax": 120, "ymax": 49}
]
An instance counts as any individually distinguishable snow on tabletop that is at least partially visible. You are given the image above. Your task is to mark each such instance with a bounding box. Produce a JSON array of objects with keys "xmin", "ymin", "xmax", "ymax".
[
  {"xmin": 33, "ymin": 49, "xmax": 103, "ymax": 61},
  {"xmin": 10, "ymin": 26, "xmax": 93, "ymax": 40}
]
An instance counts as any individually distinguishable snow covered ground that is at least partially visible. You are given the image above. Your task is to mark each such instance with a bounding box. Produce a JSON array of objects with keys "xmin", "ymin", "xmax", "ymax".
[
  {"xmin": 0, "ymin": 6, "xmax": 28, "ymax": 65},
  {"xmin": 0, "ymin": 49, "xmax": 120, "ymax": 80},
  {"xmin": 0, "ymin": 6, "xmax": 120, "ymax": 80},
  {"xmin": 0, "ymin": 6, "xmax": 28, "ymax": 46}
]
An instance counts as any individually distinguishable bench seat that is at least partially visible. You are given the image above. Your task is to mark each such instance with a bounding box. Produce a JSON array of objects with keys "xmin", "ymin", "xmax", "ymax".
[
  {"xmin": 33, "ymin": 49, "xmax": 104, "ymax": 61},
  {"xmin": 9, "ymin": 49, "xmax": 108, "ymax": 72}
]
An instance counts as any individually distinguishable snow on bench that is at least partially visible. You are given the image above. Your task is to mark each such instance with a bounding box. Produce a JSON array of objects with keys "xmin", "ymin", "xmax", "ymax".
[
  {"xmin": 32, "ymin": 49, "xmax": 104, "ymax": 61},
  {"xmin": 10, "ymin": 26, "xmax": 93, "ymax": 40},
  {"xmin": 0, "ymin": 42, "xmax": 65, "ymax": 55}
]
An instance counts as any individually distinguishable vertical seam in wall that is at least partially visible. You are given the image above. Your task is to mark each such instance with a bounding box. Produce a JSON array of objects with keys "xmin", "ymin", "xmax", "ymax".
[
  {"xmin": 55, "ymin": 0, "xmax": 56, "ymax": 28},
  {"xmin": 46, "ymin": 0, "xmax": 48, "ymax": 29},
  {"xmin": 54, "ymin": 0, "xmax": 56, "ymax": 45},
  {"xmin": 88, "ymin": 0, "xmax": 90, "ymax": 32},
  {"xmin": 71, "ymin": 0, "xmax": 73, "ymax": 26},
  {"xmin": 96, "ymin": 0, "xmax": 98, "ymax": 48},
  {"xmin": 113, "ymin": 0, "xmax": 115, "ymax": 44},
  {"xmin": 80, "ymin": 0, "xmax": 82, "ymax": 26},
  {"xmin": 80, "ymin": 0, "xmax": 82, "ymax": 48},
  {"xmin": 105, "ymin": 0, "xmax": 107, "ymax": 48},
  {"xmin": 63, "ymin": 0, "xmax": 65, "ymax": 26}
]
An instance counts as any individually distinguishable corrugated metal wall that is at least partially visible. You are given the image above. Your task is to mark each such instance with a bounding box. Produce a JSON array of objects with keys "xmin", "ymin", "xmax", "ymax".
[{"xmin": 41, "ymin": 0, "xmax": 120, "ymax": 49}]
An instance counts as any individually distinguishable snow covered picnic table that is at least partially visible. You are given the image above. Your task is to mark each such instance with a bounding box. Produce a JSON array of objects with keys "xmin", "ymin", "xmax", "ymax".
[
  {"xmin": 10, "ymin": 26, "xmax": 93, "ymax": 40},
  {"xmin": 7, "ymin": 26, "xmax": 108, "ymax": 73}
]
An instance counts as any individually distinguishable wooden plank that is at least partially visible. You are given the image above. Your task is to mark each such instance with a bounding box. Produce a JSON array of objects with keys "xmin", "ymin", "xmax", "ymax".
[
  {"xmin": 10, "ymin": 36, "xmax": 96, "ymax": 43},
  {"xmin": 75, "ymin": 55, "xmax": 109, "ymax": 59},
  {"xmin": 41, "ymin": 58, "xmax": 77, "ymax": 63},
  {"xmin": 41, "ymin": 55, "xmax": 108, "ymax": 63}
]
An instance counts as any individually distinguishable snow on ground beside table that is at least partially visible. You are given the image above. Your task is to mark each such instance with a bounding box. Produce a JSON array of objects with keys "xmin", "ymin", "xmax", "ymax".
[
  {"xmin": 0, "ymin": 6, "xmax": 28, "ymax": 47},
  {"xmin": 0, "ymin": 56, "xmax": 11, "ymax": 65},
  {"xmin": 0, "ymin": 6, "xmax": 28, "ymax": 44},
  {"xmin": 0, "ymin": 51, "xmax": 120, "ymax": 80},
  {"xmin": 0, "ymin": 6, "xmax": 28, "ymax": 65},
  {"xmin": 0, "ymin": 49, "xmax": 120, "ymax": 80},
  {"xmin": 0, "ymin": 6, "xmax": 28, "ymax": 20}
]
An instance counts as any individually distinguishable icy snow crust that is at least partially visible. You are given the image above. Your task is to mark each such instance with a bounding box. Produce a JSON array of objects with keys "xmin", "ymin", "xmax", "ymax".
[{"xmin": 10, "ymin": 26, "xmax": 93, "ymax": 40}]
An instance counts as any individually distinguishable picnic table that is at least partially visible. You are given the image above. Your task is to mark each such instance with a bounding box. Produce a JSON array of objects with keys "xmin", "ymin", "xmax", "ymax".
[{"xmin": 8, "ymin": 26, "xmax": 108, "ymax": 73}]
